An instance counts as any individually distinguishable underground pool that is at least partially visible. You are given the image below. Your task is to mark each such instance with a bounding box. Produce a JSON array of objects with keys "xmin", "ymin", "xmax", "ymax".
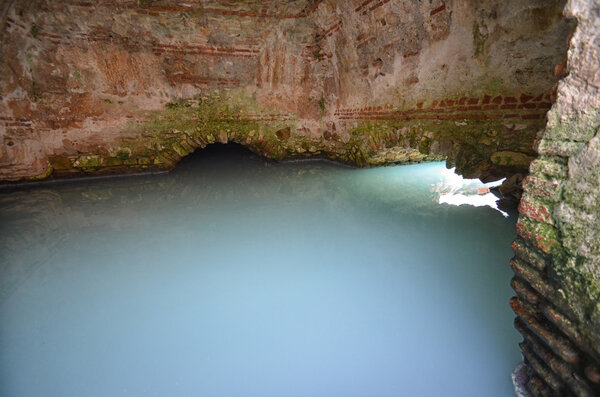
[{"xmin": 0, "ymin": 144, "xmax": 521, "ymax": 397}]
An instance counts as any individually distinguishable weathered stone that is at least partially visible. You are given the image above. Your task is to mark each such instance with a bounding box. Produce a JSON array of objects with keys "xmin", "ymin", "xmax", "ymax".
[
  {"xmin": 0, "ymin": 0, "xmax": 570, "ymax": 182},
  {"xmin": 512, "ymin": 238, "xmax": 549, "ymax": 271},
  {"xmin": 510, "ymin": 258, "xmax": 557, "ymax": 302},
  {"xmin": 516, "ymin": 218, "xmax": 561, "ymax": 255},
  {"xmin": 48, "ymin": 155, "xmax": 73, "ymax": 170},
  {"xmin": 491, "ymin": 151, "xmax": 536, "ymax": 170},
  {"xmin": 500, "ymin": 173, "xmax": 525, "ymax": 198},
  {"xmin": 510, "ymin": 2, "xmax": 600, "ymax": 386},
  {"xmin": 522, "ymin": 175, "xmax": 563, "ymax": 203},
  {"xmin": 519, "ymin": 194, "xmax": 555, "ymax": 225},
  {"xmin": 529, "ymin": 157, "xmax": 568, "ymax": 179},
  {"xmin": 517, "ymin": 319, "xmax": 595, "ymax": 397},
  {"xmin": 527, "ymin": 374, "xmax": 555, "ymax": 397},
  {"xmin": 512, "ymin": 277, "xmax": 542, "ymax": 305},
  {"xmin": 520, "ymin": 341, "xmax": 565, "ymax": 393},
  {"xmin": 275, "ymin": 127, "xmax": 291, "ymax": 141},
  {"xmin": 537, "ymin": 139, "xmax": 586, "ymax": 157},
  {"xmin": 511, "ymin": 297, "xmax": 580, "ymax": 364}
]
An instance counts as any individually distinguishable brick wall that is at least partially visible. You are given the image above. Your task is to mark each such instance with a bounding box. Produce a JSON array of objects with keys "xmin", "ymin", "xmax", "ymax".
[
  {"xmin": 0, "ymin": 0, "xmax": 574, "ymax": 184},
  {"xmin": 510, "ymin": 0, "xmax": 600, "ymax": 395}
]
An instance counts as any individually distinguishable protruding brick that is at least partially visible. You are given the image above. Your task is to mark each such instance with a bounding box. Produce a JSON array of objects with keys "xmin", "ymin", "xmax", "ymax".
[
  {"xmin": 537, "ymin": 139, "xmax": 586, "ymax": 157},
  {"xmin": 520, "ymin": 341, "xmax": 565, "ymax": 392},
  {"xmin": 511, "ymin": 297, "xmax": 580, "ymax": 364},
  {"xmin": 519, "ymin": 195, "xmax": 554, "ymax": 225},
  {"xmin": 512, "ymin": 277, "xmax": 542, "ymax": 305},
  {"xmin": 516, "ymin": 218, "xmax": 561, "ymax": 254},
  {"xmin": 512, "ymin": 238, "xmax": 548, "ymax": 270},
  {"xmin": 527, "ymin": 374, "xmax": 555, "ymax": 397},
  {"xmin": 517, "ymin": 319, "xmax": 595, "ymax": 397},
  {"xmin": 529, "ymin": 157, "xmax": 568, "ymax": 179},
  {"xmin": 522, "ymin": 176, "xmax": 563, "ymax": 202},
  {"xmin": 510, "ymin": 257, "xmax": 555, "ymax": 299}
]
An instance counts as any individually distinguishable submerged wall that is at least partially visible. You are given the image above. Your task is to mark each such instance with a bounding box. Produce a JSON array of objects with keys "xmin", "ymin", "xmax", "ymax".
[
  {"xmin": 510, "ymin": 0, "xmax": 600, "ymax": 395},
  {"xmin": 0, "ymin": 0, "xmax": 570, "ymax": 181}
]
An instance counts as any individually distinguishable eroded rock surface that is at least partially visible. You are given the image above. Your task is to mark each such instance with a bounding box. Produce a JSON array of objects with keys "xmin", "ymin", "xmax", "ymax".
[
  {"xmin": 510, "ymin": 0, "xmax": 600, "ymax": 395},
  {"xmin": 0, "ymin": 0, "xmax": 571, "ymax": 181}
]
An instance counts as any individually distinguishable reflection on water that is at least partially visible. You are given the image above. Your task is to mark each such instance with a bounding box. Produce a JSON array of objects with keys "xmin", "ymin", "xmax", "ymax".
[
  {"xmin": 0, "ymin": 145, "xmax": 520, "ymax": 397},
  {"xmin": 436, "ymin": 167, "xmax": 508, "ymax": 217}
]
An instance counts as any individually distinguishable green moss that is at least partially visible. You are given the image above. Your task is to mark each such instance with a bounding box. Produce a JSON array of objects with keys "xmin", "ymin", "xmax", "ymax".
[
  {"xmin": 419, "ymin": 137, "xmax": 432, "ymax": 154},
  {"xmin": 546, "ymin": 107, "xmax": 600, "ymax": 142},
  {"xmin": 472, "ymin": 21, "xmax": 488, "ymax": 59},
  {"xmin": 114, "ymin": 149, "xmax": 130, "ymax": 161},
  {"xmin": 74, "ymin": 155, "xmax": 103, "ymax": 169},
  {"xmin": 119, "ymin": 91, "xmax": 299, "ymax": 165},
  {"xmin": 30, "ymin": 23, "xmax": 39, "ymax": 39},
  {"xmin": 29, "ymin": 163, "xmax": 54, "ymax": 180},
  {"xmin": 103, "ymin": 98, "xmax": 114, "ymax": 105},
  {"xmin": 62, "ymin": 89, "xmax": 541, "ymax": 176},
  {"xmin": 72, "ymin": 70, "xmax": 82, "ymax": 83},
  {"xmin": 31, "ymin": 81, "xmax": 43, "ymax": 102},
  {"xmin": 483, "ymin": 77, "xmax": 505, "ymax": 95},
  {"xmin": 518, "ymin": 217, "xmax": 562, "ymax": 256}
]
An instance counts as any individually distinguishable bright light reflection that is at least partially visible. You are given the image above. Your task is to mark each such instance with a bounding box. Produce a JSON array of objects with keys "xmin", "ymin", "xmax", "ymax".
[{"xmin": 435, "ymin": 167, "xmax": 508, "ymax": 217}]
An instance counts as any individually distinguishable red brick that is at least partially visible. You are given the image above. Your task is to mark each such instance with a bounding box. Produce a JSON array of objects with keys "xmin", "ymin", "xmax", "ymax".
[
  {"xmin": 520, "ymin": 94, "xmax": 534, "ymax": 103},
  {"xmin": 430, "ymin": 4, "xmax": 446, "ymax": 16},
  {"xmin": 519, "ymin": 198, "xmax": 553, "ymax": 224},
  {"xmin": 519, "ymin": 103, "xmax": 538, "ymax": 109}
]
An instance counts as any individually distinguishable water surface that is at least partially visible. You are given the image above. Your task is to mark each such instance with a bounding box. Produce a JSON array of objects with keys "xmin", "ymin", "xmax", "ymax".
[{"xmin": 0, "ymin": 145, "xmax": 520, "ymax": 397}]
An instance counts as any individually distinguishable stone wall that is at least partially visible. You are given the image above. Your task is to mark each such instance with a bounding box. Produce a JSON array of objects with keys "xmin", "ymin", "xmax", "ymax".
[
  {"xmin": 312, "ymin": 0, "xmax": 571, "ymax": 180},
  {"xmin": 0, "ymin": 0, "xmax": 571, "ymax": 181},
  {"xmin": 510, "ymin": 0, "xmax": 600, "ymax": 395}
]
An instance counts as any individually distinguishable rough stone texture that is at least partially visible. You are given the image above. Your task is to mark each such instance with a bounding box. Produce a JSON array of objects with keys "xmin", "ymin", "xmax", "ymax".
[
  {"xmin": 0, "ymin": 0, "xmax": 571, "ymax": 181},
  {"xmin": 311, "ymin": 0, "xmax": 571, "ymax": 180},
  {"xmin": 510, "ymin": 0, "xmax": 600, "ymax": 395}
]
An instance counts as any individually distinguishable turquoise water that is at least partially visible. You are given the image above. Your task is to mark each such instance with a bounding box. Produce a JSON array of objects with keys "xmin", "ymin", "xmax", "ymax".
[{"xmin": 0, "ymin": 145, "xmax": 520, "ymax": 397}]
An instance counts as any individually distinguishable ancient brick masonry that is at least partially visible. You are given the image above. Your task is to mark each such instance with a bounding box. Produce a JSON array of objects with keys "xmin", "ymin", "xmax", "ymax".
[
  {"xmin": 1, "ymin": 1, "xmax": 600, "ymax": 394},
  {"xmin": 510, "ymin": 1, "xmax": 600, "ymax": 395},
  {"xmin": 311, "ymin": 0, "xmax": 571, "ymax": 181},
  {"xmin": 0, "ymin": 0, "xmax": 571, "ymax": 181},
  {"xmin": 335, "ymin": 93, "xmax": 551, "ymax": 122}
]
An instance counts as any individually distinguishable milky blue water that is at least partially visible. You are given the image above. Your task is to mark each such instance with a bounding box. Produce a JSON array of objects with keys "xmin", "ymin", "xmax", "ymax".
[{"xmin": 0, "ymin": 145, "xmax": 521, "ymax": 397}]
